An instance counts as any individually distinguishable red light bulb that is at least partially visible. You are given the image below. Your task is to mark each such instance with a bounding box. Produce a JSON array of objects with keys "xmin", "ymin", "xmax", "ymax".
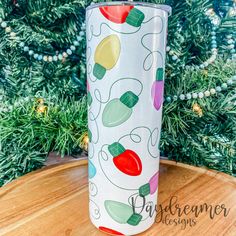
[
  {"xmin": 108, "ymin": 142, "xmax": 142, "ymax": 176},
  {"xmin": 100, "ymin": 5, "xmax": 134, "ymax": 24},
  {"xmin": 99, "ymin": 226, "xmax": 124, "ymax": 235},
  {"xmin": 99, "ymin": 6, "xmax": 145, "ymax": 27}
]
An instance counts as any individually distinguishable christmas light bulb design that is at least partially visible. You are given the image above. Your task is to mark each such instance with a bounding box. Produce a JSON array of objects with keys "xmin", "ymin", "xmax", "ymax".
[
  {"xmin": 87, "ymin": 83, "xmax": 92, "ymax": 106},
  {"xmin": 151, "ymin": 68, "xmax": 164, "ymax": 111},
  {"xmin": 102, "ymin": 91, "xmax": 139, "ymax": 127},
  {"xmin": 88, "ymin": 160, "xmax": 96, "ymax": 179},
  {"xmin": 88, "ymin": 128, "xmax": 92, "ymax": 142},
  {"xmin": 105, "ymin": 200, "xmax": 142, "ymax": 226},
  {"xmin": 99, "ymin": 226, "xmax": 124, "ymax": 235},
  {"xmin": 108, "ymin": 142, "xmax": 142, "ymax": 176},
  {"xmin": 99, "ymin": 6, "xmax": 145, "ymax": 27},
  {"xmin": 93, "ymin": 35, "xmax": 121, "ymax": 80},
  {"xmin": 87, "ymin": 92, "xmax": 92, "ymax": 107},
  {"xmin": 139, "ymin": 172, "xmax": 159, "ymax": 197}
]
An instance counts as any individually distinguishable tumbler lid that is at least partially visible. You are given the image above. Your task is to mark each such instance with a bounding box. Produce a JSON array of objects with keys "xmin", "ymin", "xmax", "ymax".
[{"xmin": 86, "ymin": 1, "xmax": 172, "ymax": 16}]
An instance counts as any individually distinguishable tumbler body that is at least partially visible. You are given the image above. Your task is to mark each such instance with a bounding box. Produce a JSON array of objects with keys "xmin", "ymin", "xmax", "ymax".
[{"xmin": 86, "ymin": 2, "xmax": 171, "ymax": 235}]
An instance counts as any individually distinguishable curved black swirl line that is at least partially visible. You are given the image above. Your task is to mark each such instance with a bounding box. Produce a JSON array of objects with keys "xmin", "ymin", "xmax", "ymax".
[
  {"xmin": 118, "ymin": 126, "xmax": 159, "ymax": 159},
  {"xmin": 140, "ymin": 16, "xmax": 165, "ymax": 72},
  {"xmin": 88, "ymin": 90, "xmax": 102, "ymax": 120},
  {"xmin": 99, "ymin": 144, "xmax": 109, "ymax": 161},
  {"xmin": 89, "ymin": 199, "xmax": 101, "ymax": 220},
  {"xmin": 143, "ymin": 50, "xmax": 164, "ymax": 71},
  {"xmin": 141, "ymin": 33, "xmax": 164, "ymax": 71},
  {"xmin": 142, "ymin": 15, "xmax": 164, "ymax": 27},
  {"xmin": 86, "ymin": 46, "xmax": 97, "ymax": 83},
  {"xmin": 87, "ymin": 64, "xmax": 97, "ymax": 83},
  {"xmin": 129, "ymin": 126, "xmax": 159, "ymax": 158},
  {"xmin": 88, "ymin": 101, "xmax": 101, "ymax": 122},
  {"xmin": 88, "ymin": 142, "xmax": 94, "ymax": 159},
  {"xmin": 117, "ymin": 133, "xmax": 141, "ymax": 144},
  {"xmin": 147, "ymin": 127, "xmax": 159, "ymax": 159},
  {"xmin": 87, "ymin": 22, "xmax": 142, "ymax": 42},
  {"xmin": 87, "ymin": 62, "xmax": 92, "ymax": 74},
  {"xmin": 88, "ymin": 111, "xmax": 99, "ymax": 144},
  {"xmin": 94, "ymin": 78, "xmax": 143, "ymax": 104},
  {"xmin": 89, "ymin": 181, "xmax": 98, "ymax": 197}
]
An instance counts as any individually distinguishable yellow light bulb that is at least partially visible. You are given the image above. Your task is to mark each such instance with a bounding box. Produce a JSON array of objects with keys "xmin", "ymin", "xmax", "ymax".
[{"xmin": 93, "ymin": 34, "xmax": 121, "ymax": 80}]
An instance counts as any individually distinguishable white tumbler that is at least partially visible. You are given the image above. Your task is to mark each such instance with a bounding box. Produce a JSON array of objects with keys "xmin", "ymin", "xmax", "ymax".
[{"xmin": 86, "ymin": 2, "xmax": 171, "ymax": 235}]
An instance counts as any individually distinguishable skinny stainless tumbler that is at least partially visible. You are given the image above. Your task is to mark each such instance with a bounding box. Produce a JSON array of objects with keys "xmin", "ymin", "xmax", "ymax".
[{"xmin": 86, "ymin": 2, "xmax": 171, "ymax": 235}]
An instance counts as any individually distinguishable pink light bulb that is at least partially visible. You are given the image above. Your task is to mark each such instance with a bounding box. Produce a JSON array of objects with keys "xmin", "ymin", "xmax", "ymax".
[
  {"xmin": 149, "ymin": 171, "xmax": 159, "ymax": 194},
  {"xmin": 87, "ymin": 82, "xmax": 90, "ymax": 91},
  {"xmin": 151, "ymin": 68, "xmax": 164, "ymax": 111}
]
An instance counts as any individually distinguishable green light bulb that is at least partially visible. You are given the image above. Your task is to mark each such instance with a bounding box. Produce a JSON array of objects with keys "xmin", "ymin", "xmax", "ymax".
[
  {"xmin": 104, "ymin": 200, "xmax": 142, "ymax": 226},
  {"xmin": 87, "ymin": 91, "xmax": 92, "ymax": 106},
  {"xmin": 88, "ymin": 128, "xmax": 92, "ymax": 142},
  {"xmin": 102, "ymin": 91, "xmax": 139, "ymax": 127}
]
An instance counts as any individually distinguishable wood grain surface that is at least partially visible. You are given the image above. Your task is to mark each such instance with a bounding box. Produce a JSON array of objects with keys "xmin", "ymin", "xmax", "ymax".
[{"xmin": 0, "ymin": 159, "xmax": 235, "ymax": 236}]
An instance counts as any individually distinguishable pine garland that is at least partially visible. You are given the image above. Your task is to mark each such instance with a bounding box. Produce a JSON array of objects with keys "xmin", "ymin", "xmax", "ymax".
[{"xmin": 0, "ymin": 95, "xmax": 87, "ymax": 185}]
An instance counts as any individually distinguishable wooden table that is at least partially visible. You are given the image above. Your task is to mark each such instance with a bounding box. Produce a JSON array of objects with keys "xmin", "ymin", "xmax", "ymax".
[{"xmin": 0, "ymin": 159, "xmax": 235, "ymax": 236}]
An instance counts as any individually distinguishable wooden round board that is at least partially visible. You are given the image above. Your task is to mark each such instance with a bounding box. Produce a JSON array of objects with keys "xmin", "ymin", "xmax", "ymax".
[{"xmin": 0, "ymin": 159, "xmax": 235, "ymax": 236}]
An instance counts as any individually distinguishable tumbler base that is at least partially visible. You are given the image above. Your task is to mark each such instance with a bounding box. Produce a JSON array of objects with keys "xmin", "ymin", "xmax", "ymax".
[{"xmin": 90, "ymin": 216, "xmax": 156, "ymax": 236}]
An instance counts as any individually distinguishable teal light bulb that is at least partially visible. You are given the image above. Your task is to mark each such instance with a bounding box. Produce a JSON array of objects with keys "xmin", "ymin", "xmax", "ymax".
[
  {"xmin": 88, "ymin": 160, "xmax": 96, "ymax": 179},
  {"xmin": 88, "ymin": 128, "xmax": 92, "ymax": 142},
  {"xmin": 104, "ymin": 200, "xmax": 142, "ymax": 226},
  {"xmin": 87, "ymin": 91, "xmax": 92, "ymax": 106},
  {"xmin": 102, "ymin": 91, "xmax": 139, "ymax": 127}
]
